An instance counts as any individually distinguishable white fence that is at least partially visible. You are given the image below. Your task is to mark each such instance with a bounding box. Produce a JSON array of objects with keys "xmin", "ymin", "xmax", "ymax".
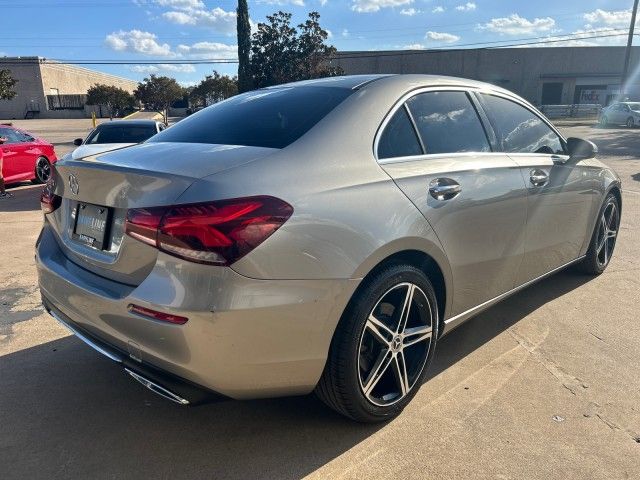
[{"xmin": 539, "ymin": 104, "xmax": 602, "ymax": 119}]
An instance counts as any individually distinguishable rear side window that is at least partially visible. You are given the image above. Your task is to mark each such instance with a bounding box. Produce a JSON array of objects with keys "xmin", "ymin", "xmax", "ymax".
[
  {"xmin": 378, "ymin": 107, "xmax": 423, "ymax": 159},
  {"xmin": 406, "ymin": 91, "xmax": 491, "ymax": 155},
  {"xmin": 148, "ymin": 86, "xmax": 353, "ymax": 149},
  {"xmin": 479, "ymin": 94, "xmax": 565, "ymax": 154}
]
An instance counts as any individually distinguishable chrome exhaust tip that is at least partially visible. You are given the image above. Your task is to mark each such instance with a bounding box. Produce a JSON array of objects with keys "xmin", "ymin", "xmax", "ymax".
[{"xmin": 125, "ymin": 368, "xmax": 190, "ymax": 405}]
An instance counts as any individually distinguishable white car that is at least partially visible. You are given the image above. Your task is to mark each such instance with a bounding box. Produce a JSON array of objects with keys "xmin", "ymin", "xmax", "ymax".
[
  {"xmin": 600, "ymin": 102, "xmax": 640, "ymax": 128},
  {"xmin": 66, "ymin": 120, "xmax": 165, "ymax": 160}
]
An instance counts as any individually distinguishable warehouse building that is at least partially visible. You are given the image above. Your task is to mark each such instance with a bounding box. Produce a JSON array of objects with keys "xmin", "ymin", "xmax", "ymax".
[
  {"xmin": 334, "ymin": 46, "xmax": 640, "ymax": 107},
  {"xmin": 0, "ymin": 57, "xmax": 138, "ymax": 120}
]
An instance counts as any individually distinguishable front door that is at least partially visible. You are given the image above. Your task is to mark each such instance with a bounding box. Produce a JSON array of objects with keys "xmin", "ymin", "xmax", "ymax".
[
  {"xmin": 377, "ymin": 89, "xmax": 528, "ymax": 316},
  {"xmin": 476, "ymin": 93, "xmax": 595, "ymax": 284}
]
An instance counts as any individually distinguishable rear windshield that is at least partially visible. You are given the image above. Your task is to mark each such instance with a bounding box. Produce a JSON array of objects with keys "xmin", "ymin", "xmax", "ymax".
[
  {"xmin": 148, "ymin": 86, "xmax": 354, "ymax": 149},
  {"xmin": 86, "ymin": 125, "xmax": 157, "ymax": 144}
]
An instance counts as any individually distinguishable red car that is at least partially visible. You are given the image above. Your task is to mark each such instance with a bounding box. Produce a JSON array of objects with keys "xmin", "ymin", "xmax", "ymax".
[{"xmin": 0, "ymin": 123, "xmax": 57, "ymax": 184}]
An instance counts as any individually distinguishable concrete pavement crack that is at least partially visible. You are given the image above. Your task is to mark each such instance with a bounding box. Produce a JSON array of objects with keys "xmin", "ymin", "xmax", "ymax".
[{"xmin": 508, "ymin": 329, "xmax": 639, "ymax": 444}]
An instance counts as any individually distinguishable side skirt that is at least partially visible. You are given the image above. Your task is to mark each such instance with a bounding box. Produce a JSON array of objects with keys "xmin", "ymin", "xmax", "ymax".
[{"xmin": 442, "ymin": 255, "xmax": 586, "ymax": 335}]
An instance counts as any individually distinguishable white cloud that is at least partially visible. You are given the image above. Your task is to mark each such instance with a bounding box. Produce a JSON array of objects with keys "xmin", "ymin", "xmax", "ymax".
[
  {"xmin": 154, "ymin": 0, "xmax": 204, "ymax": 8},
  {"xmin": 162, "ymin": 6, "xmax": 237, "ymax": 34},
  {"xmin": 479, "ymin": 14, "xmax": 555, "ymax": 35},
  {"xmin": 400, "ymin": 7, "xmax": 419, "ymax": 16},
  {"xmin": 342, "ymin": 28, "xmax": 350, "ymax": 37},
  {"xmin": 583, "ymin": 9, "xmax": 632, "ymax": 28},
  {"xmin": 426, "ymin": 31, "xmax": 460, "ymax": 43},
  {"xmin": 105, "ymin": 30, "xmax": 174, "ymax": 56},
  {"xmin": 175, "ymin": 41, "xmax": 237, "ymax": 59},
  {"xmin": 257, "ymin": 0, "xmax": 305, "ymax": 5},
  {"xmin": 455, "ymin": 2, "xmax": 475, "ymax": 12},
  {"xmin": 402, "ymin": 43, "xmax": 425, "ymax": 49},
  {"xmin": 351, "ymin": 0, "xmax": 413, "ymax": 13},
  {"xmin": 129, "ymin": 63, "xmax": 197, "ymax": 73},
  {"xmin": 432, "ymin": 6, "xmax": 444, "ymax": 13}
]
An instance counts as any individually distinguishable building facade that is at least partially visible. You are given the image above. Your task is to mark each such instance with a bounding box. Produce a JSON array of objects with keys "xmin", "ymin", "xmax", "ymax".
[
  {"xmin": 334, "ymin": 46, "xmax": 640, "ymax": 106},
  {"xmin": 0, "ymin": 57, "xmax": 138, "ymax": 120}
]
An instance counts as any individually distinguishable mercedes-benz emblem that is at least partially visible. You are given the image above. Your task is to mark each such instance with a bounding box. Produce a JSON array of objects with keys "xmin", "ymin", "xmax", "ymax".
[{"xmin": 68, "ymin": 173, "xmax": 79, "ymax": 195}]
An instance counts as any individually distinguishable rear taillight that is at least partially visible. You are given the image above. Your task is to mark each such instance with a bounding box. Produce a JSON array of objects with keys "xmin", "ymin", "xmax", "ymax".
[
  {"xmin": 124, "ymin": 196, "xmax": 293, "ymax": 266},
  {"xmin": 40, "ymin": 187, "xmax": 61, "ymax": 214}
]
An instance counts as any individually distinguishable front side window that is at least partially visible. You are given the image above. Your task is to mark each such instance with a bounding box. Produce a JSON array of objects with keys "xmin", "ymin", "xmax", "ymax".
[
  {"xmin": 377, "ymin": 107, "xmax": 423, "ymax": 159},
  {"xmin": 406, "ymin": 91, "xmax": 491, "ymax": 155},
  {"xmin": 480, "ymin": 94, "xmax": 565, "ymax": 154}
]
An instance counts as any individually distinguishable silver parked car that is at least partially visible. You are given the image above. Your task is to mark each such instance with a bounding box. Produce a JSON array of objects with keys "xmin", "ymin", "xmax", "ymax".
[
  {"xmin": 600, "ymin": 101, "xmax": 640, "ymax": 128},
  {"xmin": 37, "ymin": 75, "xmax": 621, "ymax": 422}
]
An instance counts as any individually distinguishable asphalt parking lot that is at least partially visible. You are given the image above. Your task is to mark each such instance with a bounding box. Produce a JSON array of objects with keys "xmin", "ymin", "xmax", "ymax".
[{"xmin": 1, "ymin": 121, "xmax": 639, "ymax": 479}]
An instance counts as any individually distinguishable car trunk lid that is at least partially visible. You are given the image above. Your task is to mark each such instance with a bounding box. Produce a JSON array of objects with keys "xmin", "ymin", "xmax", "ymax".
[{"xmin": 48, "ymin": 142, "xmax": 277, "ymax": 285}]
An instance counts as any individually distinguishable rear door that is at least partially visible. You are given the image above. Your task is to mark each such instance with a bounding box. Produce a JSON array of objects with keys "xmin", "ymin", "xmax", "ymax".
[
  {"xmin": 475, "ymin": 92, "xmax": 594, "ymax": 284},
  {"xmin": 378, "ymin": 88, "xmax": 528, "ymax": 316}
]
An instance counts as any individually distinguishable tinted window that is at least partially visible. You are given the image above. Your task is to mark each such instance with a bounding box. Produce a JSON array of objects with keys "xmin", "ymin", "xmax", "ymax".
[
  {"xmin": 378, "ymin": 107, "xmax": 423, "ymax": 159},
  {"xmin": 480, "ymin": 94, "xmax": 565, "ymax": 154},
  {"xmin": 86, "ymin": 125, "xmax": 157, "ymax": 144},
  {"xmin": 405, "ymin": 91, "xmax": 490, "ymax": 154},
  {"xmin": 149, "ymin": 86, "xmax": 353, "ymax": 149},
  {"xmin": 0, "ymin": 127, "xmax": 22, "ymax": 144}
]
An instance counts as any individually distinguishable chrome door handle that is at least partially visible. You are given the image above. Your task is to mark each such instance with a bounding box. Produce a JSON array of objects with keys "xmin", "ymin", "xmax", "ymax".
[
  {"xmin": 529, "ymin": 169, "xmax": 548, "ymax": 187},
  {"xmin": 429, "ymin": 178, "xmax": 462, "ymax": 200}
]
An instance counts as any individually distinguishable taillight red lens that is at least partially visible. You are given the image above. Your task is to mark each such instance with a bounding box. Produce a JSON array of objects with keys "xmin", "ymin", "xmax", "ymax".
[
  {"xmin": 128, "ymin": 304, "xmax": 188, "ymax": 325},
  {"xmin": 124, "ymin": 196, "xmax": 293, "ymax": 266},
  {"xmin": 40, "ymin": 188, "xmax": 61, "ymax": 214}
]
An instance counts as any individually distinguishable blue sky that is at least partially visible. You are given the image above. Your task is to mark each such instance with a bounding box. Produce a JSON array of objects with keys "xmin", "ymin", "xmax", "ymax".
[{"xmin": 0, "ymin": 0, "xmax": 637, "ymax": 85}]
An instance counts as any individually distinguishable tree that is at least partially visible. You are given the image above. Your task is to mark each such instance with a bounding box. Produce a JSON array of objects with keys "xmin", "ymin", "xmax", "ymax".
[
  {"xmin": 190, "ymin": 71, "xmax": 238, "ymax": 108},
  {"xmin": 250, "ymin": 11, "xmax": 342, "ymax": 88},
  {"xmin": 0, "ymin": 69, "xmax": 18, "ymax": 100},
  {"xmin": 237, "ymin": 0, "xmax": 253, "ymax": 93},
  {"xmin": 134, "ymin": 75, "xmax": 184, "ymax": 124},
  {"xmin": 86, "ymin": 84, "xmax": 135, "ymax": 118}
]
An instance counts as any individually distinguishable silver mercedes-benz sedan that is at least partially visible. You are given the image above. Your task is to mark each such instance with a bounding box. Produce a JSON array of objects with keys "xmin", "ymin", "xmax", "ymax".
[{"xmin": 37, "ymin": 75, "xmax": 621, "ymax": 422}]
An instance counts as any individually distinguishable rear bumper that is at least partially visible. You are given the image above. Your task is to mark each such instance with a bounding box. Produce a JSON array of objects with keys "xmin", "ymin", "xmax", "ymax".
[
  {"xmin": 44, "ymin": 298, "xmax": 224, "ymax": 405},
  {"xmin": 36, "ymin": 224, "xmax": 360, "ymax": 400}
]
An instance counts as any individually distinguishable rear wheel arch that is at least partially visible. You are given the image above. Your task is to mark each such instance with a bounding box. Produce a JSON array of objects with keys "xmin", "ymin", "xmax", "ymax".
[
  {"xmin": 609, "ymin": 185, "xmax": 622, "ymax": 216},
  {"xmin": 349, "ymin": 249, "xmax": 449, "ymax": 337}
]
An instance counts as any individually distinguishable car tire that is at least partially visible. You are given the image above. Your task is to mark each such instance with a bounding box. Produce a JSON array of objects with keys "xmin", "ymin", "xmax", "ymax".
[
  {"xmin": 316, "ymin": 263, "xmax": 439, "ymax": 422},
  {"xmin": 626, "ymin": 117, "xmax": 635, "ymax": 128},
  {"xmin": 32, "ymin": 156, "xmax": 52, "ymax": 184},
  {"xmin": 577, "ymin": 193, "xmax": 620, "ymax": 275}
]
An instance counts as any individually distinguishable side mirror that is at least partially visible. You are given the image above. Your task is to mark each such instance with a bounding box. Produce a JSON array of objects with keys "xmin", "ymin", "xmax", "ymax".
[
  {"xmin": 0, "ymin": 137, "xmax": 6, "ymax": 145},
  {"xmin": 566, "ymin": 137, "xmax": 597, "ymax": 160},
  {"xmin": 73, "ymin": 138, "xmax": 83, "ymax": 146}
]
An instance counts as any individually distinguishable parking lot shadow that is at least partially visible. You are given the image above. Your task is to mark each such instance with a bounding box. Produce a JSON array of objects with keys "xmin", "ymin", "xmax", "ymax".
[
  {"xmin": 0, "ymin": 184, "xmax": 43, "ymax": 213},
  {"xmin": 0, "ymin": 270, "xmax": 592, "ymax": 480}
]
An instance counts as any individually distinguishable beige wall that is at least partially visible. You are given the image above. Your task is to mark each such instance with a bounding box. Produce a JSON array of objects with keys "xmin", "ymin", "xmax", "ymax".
[{"xmin": 0, "ymin": 57, "xmax": 137, "ymax": 120}]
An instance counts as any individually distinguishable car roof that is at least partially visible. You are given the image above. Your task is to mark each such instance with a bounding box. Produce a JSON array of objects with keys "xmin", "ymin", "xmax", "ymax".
[
  {"xmin": 266, "ymin": 75, "xmax": 393, "ymax": 90},
  {"xmin": 265, "ymin": 74, "xmax": 516, "ymax": 97},
  {"xmin": 96, "ymin": 120, "xmax": 159, "ymax": 128}
]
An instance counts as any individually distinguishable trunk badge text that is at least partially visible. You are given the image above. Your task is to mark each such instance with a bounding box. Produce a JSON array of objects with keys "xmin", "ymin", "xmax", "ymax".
[{"xmin": 68, "ymin": 174, "xmax": 79, "ymax": 195}]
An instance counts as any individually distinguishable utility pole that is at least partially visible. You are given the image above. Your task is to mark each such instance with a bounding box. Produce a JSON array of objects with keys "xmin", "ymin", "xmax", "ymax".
[{"xmin": 621, "ymin": 0, "xmax": 640, "ymax": 98}]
